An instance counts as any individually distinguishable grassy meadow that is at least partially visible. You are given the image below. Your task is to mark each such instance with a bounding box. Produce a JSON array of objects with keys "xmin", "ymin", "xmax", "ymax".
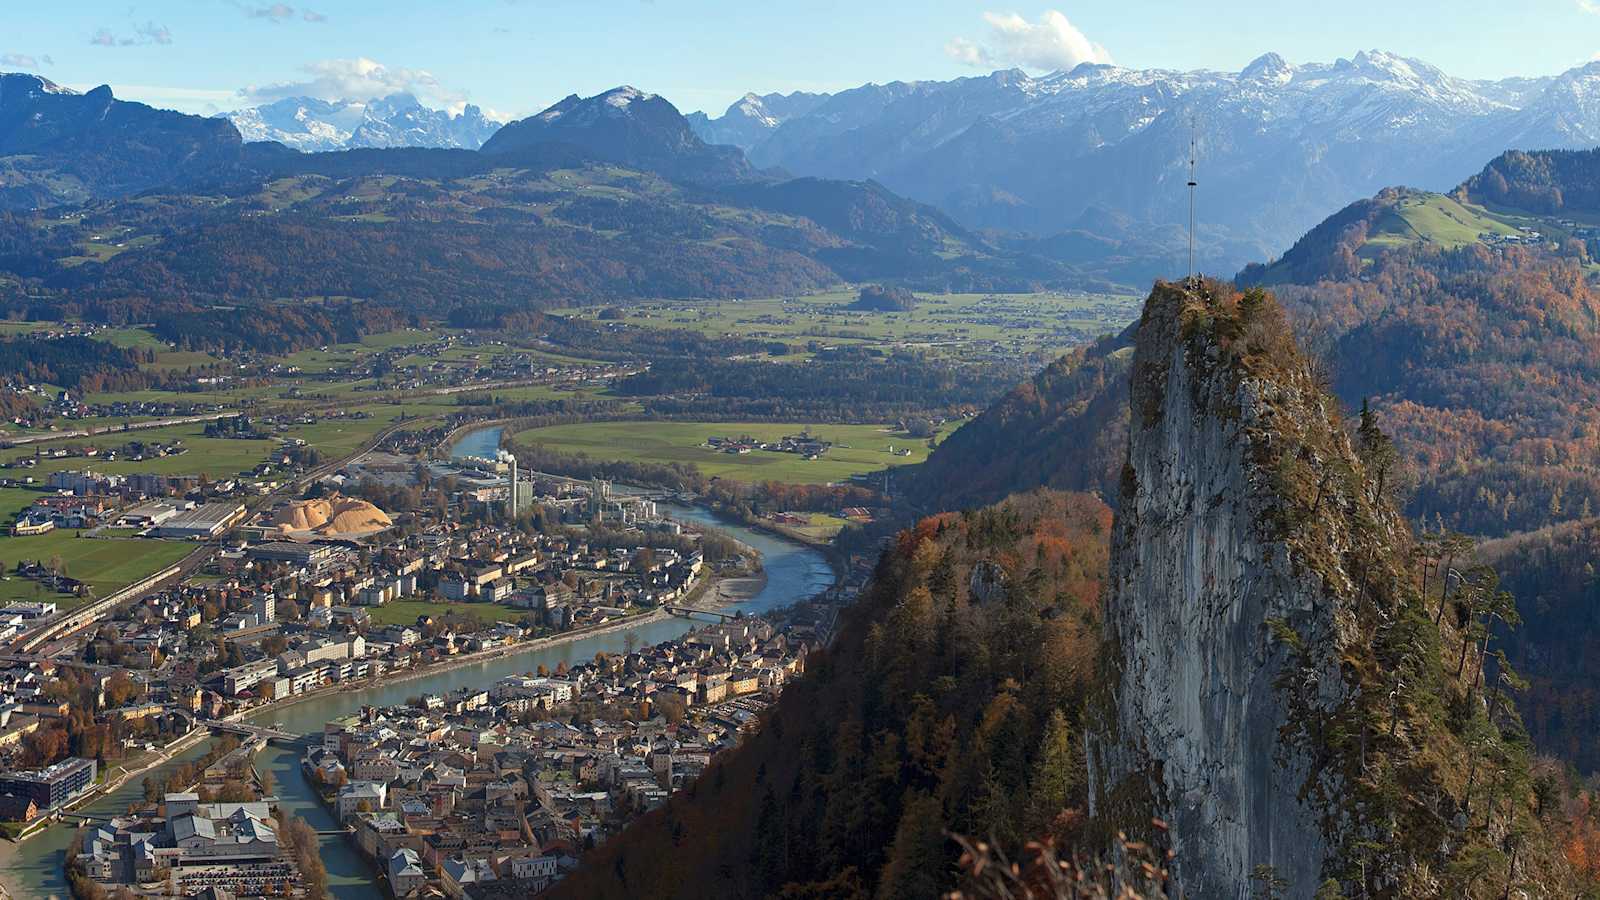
[{"xmin": 512, "ymin": 420, "xmax": 957, "ymax": 485}]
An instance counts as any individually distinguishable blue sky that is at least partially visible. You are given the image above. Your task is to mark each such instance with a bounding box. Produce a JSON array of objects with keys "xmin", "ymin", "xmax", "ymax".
[{"xmin": 2, "ymin": 1, "xmax": 1597, "ymax": 120}]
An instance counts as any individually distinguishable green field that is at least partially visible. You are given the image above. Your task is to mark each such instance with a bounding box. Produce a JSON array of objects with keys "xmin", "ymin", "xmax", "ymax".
[
  {"xmin": 555, "ymin": 290, "xmax": 1140, "ymax": 362},
  {"xmin": 778, "ymin": 512, "xmax": 849, "ymax": 542},
  {"xmin": 0, "ymin": 425, "xmax": 279, "ymax": 479},
  {"xmin": 0, "ymin": 488, "xmax": 43, "ymax": 523},
  {"xmin": 1362, "ymin": 192, "xmax": 1523, "ymax": 254},
  {"xmin": 367, "ymin": 599, "xmax": 532, "ymax": 628},
  {"xmin": 0, "ymin": 403, "xmax": 446, "ymax": 482},
  {"xmin": 512, "ymin": 420, "xmax": 956, "ymax": 485},
  {"xmin": 0, "ymin": 532, "xmax": 193, "ymax": 606}
]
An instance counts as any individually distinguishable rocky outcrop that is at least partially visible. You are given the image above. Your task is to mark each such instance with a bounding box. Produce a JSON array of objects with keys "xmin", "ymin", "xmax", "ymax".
[{"xmin": 1088, "ymin": 282, "xmax": 1371, "ymax": 897}]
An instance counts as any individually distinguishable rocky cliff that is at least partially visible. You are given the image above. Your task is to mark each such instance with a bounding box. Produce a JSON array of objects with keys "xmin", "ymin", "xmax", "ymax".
[
  {"xmin": 1089, "ymin": 281, "xmax": 1361, "ymax": 895},
  {"xmin": 1087, "ymin": 280, "xmax": 1589, "ymax": 898}
]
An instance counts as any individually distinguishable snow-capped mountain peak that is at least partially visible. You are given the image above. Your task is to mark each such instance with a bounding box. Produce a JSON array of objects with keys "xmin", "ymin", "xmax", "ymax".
[
  {"xmin": 603, "ymin": 86, "xmax": 654, "ymax": 109},
  {"xmin": 682, "ymin": 49, "xmax": 1596, "ymax": 279},
  {"xmin": 1240, "ymin": 52, "xmax": 1292, "ymax": 84},
  {"xmin": 223, "ymin": 94, "xmax": 502, "ymax": 152},
  {"xmin": 0, "ymin": 72, "xmax": 79, "ymax": 105}
]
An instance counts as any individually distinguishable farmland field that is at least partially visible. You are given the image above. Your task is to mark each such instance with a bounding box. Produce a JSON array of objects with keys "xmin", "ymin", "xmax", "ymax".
[
  {"xmin": 511, "ymin": 420, "xmax": 957, "ymax": 485},
  {"xmin": 1362, "ymin": 192, "xmax": 1522, "ymax": 254},
  {"xmin": 555, "ymin": 290, "xmax": 1141, "ymax": 362},
  {"xmin": 0, "ymin": 425, "xmax": 281, "ymax": 479},
  {"xmin": 0, "ymin": 532, "xmax": 193, "ymax": 606}
]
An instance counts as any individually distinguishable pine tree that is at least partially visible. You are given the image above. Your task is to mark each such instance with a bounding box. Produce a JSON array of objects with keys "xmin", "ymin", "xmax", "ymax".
[
  {"xmin": 1025, "ymin": 708, "xmax": 1080, "ymax": 833},
  {"xmin": 874, "ymin": 791, "xmax": 946, "ymax": 900}
]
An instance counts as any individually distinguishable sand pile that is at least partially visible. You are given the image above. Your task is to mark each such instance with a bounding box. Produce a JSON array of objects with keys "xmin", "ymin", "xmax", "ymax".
[{"xmin": 273, "ymin": 494, "xmax": 392, "ymax": 536}]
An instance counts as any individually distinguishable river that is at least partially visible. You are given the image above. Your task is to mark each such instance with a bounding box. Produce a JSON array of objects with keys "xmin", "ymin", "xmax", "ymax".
[
  {"xmin": 448, "ymin": 425, "xmax": 503, "ymax": 461},
  {"xmin": 1, "ymin": 427, "xmax": 834, "ymax": 900}
]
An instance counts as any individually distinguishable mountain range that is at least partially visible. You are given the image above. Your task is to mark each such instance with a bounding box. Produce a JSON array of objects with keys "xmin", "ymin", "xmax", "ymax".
[
  {"xmin": 222, "ymin": 93, "xmax": 502, "ymax": 152},
  {"xmin": 684, "ymin": 90, "xmax": 829, "ymax": 150},
  {"xmin": 0, "ymin": 80, "xmax": 1077, "ymax": 341},
  {"xmin": 9, "ymin": 52, "xmax": 1600, "ymax": 291},
  {"xmin": 691, "ymin": 52, "xmax": 1600, "ymax": 281}
]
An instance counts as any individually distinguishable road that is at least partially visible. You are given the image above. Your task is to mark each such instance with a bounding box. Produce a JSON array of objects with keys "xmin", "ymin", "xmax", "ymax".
[{"xmin": 0, "ymin": 412, "xmax": 240, "ymax": 448}]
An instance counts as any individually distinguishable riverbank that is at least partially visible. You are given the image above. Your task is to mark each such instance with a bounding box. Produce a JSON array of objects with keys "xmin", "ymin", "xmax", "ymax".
[
  {"xmin": 0, "ymin": 715, "xmax": 211, "ymax": 870},
  {"xmin": 435, "ymin": 417, "xmax": 513, "ymax": 459},
  {"xmin": 233, "ymin": 572, "xmax": 744, "ymax": 727}
]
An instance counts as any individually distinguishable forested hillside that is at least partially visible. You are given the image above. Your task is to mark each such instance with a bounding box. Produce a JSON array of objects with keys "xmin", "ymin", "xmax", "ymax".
[
  {"xmin": 550, "ymin": 490, "xmax": 1115, "ymax": 899},
  {"xmin": 1274, "ymin": 244, "xmax": 1600, "ymax": 537},
  {"xmin": 0, "ymin": 164, "xmax": 1070, "ymax": 351},
  {"xmin": 1480, "ymin": 520, "xmax": 1600, "ymax": 774},
  {"xmin": 897, "ymin": 326, "xmax": 1133, "ymax": 514},
  {"xmin": 1457, "ymin": 148, "xmax": 1600, "ymax": 214}
]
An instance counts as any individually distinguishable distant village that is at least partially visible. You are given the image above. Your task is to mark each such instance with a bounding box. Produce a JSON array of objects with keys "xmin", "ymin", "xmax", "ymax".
[{"xmin": 706, "ymin": 432, "xmax": 832, "ymax": 459}]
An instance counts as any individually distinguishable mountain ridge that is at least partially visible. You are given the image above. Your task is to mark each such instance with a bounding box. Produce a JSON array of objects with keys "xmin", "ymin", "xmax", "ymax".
[
  {"xmin": 0, "ymin": 73, "xmax": 248, "ymax": 209},
  {"xmin": 482, "ymin": 86, "xmax": 754, "ymax": 186},
  {"xmin": 223, "ymin": 93, "xmax": 503, "ymax": 152},
  {"xmin": 690, "ymin": 51, "xmax": 1600, "ymax": 284}
]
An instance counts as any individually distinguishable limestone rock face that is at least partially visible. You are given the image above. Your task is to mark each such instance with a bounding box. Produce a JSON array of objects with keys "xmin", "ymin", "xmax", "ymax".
[
  {"xmin": 1088, "ymin": 285, "xmax": 1359, "ymax": 898},
  {"xmin": 967, "ymin": 560, "xmax": 1009, "ymax": 604}
]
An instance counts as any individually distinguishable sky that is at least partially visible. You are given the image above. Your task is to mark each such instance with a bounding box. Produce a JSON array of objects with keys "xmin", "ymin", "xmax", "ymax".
[{"xmin": 2, "ymin": 1, "xmax": 1598, "ymax": 121}]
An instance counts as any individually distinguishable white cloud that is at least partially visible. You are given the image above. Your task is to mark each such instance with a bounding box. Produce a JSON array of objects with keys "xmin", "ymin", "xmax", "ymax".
[
  {"xmin": 239, "ymin": 57, "xmax": 466, "ymax": 108},
  {"xmin": 90, "ymin": 22, "xmax": 174, "ymax": 47},
  {"xmin": 1580, "ymin": 0, "xmax": 1600, "ymax": 13},
  {"xmin": 248, "ymin": 3, "xmax": 296, "ymax": 21},
  {"xmin": 231, "ymin": 3, "xmax": 326, "ymax": 24},
  {"xmin": 945, "ymin": 10, "xmax": 1112, "ymax": 72},
  {"xmin": 1, "ymin": 53, "xmax": 47, "ymax": 69}
]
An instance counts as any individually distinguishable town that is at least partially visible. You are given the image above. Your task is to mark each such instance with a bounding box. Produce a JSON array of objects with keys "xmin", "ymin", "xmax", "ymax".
[{"xmin": 0, "ymin": 419, "xmax": 847, "ymax": 899}]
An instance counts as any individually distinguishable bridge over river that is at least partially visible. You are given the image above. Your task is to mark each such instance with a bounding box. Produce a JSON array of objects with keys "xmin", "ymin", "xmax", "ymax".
[{"xmin": 200, "ymin": 720, "xmax": 303, "ymax": 744}]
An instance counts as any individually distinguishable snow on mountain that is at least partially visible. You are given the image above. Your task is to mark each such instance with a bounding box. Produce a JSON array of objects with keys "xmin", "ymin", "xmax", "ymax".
[
  {"xmin": 1484, "ymin": 61, "xmax": 1600, "ymax": 150},
  {"xmin": 480, "ymin": 86, "xmax": 752, "ymax": 185},
  {"xmin": 686, "ymin": 90, "xmax": 830, "ymax": 149},
  {"xmin": 697, "ymin": 51, "xmax": 1600, "ymax": 276},
  {"xmin": 223, "ymin": 94, "xmax": 503, "ymax": 152},
  {"xmin": 0, "ymin": 72, "xmax": 78, "ymax": 102}
]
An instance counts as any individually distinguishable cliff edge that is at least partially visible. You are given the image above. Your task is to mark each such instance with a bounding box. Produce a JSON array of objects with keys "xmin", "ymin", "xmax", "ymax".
[{"xmin": 1088, "ymin": 280, "xmax": 1576, "ymax": 897}]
